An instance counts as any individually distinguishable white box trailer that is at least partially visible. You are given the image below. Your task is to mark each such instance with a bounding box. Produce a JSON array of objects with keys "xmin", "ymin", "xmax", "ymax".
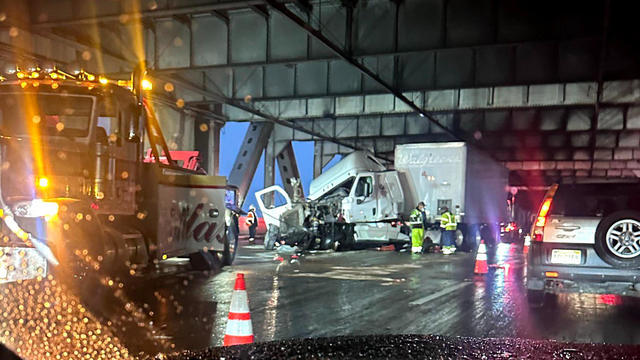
[{"xmin": 394, "ymin": 142, "xmax": 509, "ymax": 248}]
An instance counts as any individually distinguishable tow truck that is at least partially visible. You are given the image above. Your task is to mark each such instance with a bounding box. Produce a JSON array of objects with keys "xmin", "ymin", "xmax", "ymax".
[{"xmin": 0, "ymin": 65, "xmax": 239, "ymax": 282}]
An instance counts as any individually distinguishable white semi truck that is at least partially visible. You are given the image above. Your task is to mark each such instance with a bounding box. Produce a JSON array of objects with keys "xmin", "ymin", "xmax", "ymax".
[{"xmin": 256, "ymin": 142, "xmax": 508, "ymax": 251}]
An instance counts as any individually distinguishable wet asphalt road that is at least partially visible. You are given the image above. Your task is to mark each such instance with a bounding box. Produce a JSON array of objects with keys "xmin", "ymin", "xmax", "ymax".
[{"xmin": 88, "ymin": 240, "xmax": 640, "ymax": 357}]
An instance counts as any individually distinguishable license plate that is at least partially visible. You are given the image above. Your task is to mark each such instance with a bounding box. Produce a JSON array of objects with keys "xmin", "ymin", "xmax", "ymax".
[{"xmin": 550, "ymin": 249, "xmax": 582, "ymax": 264}]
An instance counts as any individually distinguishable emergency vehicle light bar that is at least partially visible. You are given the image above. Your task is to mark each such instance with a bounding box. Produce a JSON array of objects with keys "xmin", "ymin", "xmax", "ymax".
[{"xmin": 1, "ymin": 66, "xmax": 152, "ymax": 93}]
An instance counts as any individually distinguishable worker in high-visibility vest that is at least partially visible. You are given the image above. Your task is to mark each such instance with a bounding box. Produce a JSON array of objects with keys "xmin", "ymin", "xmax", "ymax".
[
  {"xmin": 409, "ymin": 202, "xmax": 426, "ymax": 254},
  {"xmin": 246, "ymin": 205, "xmax": 258, "ymax": 244},
  {"xmin": 440, "ymin": 206, "xmax": 457, "ymax": 255}
]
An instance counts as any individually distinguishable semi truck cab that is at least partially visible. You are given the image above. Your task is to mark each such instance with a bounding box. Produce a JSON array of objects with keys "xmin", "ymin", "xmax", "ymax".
[{"xmin": 257, "ymin": 152, "xmax": 410, "ymax": 250}]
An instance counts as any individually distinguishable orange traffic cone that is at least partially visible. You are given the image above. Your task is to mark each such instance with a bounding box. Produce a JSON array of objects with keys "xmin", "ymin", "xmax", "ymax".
[
  {"xmin": 474, "ymin": 240, "xmax": 489, "ymax": 274},
  {"xmin": 223, "ymin": 273, "xmax": 254, "ymax": 346}
]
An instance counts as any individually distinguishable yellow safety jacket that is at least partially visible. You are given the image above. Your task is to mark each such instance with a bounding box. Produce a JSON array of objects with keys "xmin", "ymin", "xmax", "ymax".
[
  {"xmin": 409, "ymin": 208, "xmax": 424, "ymax": 229},
  {"xmin": 440, "ymin": 211, "xmax": 457, "ymax": 231}
]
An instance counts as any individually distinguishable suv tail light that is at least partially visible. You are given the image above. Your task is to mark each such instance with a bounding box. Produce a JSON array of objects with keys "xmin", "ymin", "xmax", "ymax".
[
  {"xmin": 535, "ymin": 199, "xmax": 552, "ymax": 227},
  {"xmin": 532, "ymin": 184, "xmax": 558, "ymax": 242}
]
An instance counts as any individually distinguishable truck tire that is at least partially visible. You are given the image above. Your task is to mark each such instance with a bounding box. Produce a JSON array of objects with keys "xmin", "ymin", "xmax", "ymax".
[
  {"xmin": 594, "ymin": 211, "xmax": 640, "ymax": 269},
  {"xmin": 335, "ymin": 229, "xmax": 354, "ymax": 251},
  {"xmin": 455, "ymin": 224, "xmax": 473, "ymax": 252},
  {"xmin": 264, "ymin": 225, "xmax": 279, "ymax": 250},
  {"xmin": 455, "ymin": 229, "xmax": 464, "ymax": 248},
  {"xmin": 319, "ymin": 236, "xmax": 334, "ymax": 250},
  {"xmin": 221, "ymin": 223, "xmax": 239, "ymax": 266}
]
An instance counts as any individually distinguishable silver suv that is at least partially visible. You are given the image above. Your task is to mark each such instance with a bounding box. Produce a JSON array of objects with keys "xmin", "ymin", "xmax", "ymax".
[{"xmin": 526, "ymin": 181, "xmax": 640, "ymax": 306}]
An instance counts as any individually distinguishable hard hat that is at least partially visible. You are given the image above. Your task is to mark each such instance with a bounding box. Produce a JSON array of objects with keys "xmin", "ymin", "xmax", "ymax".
[{"xmin": 249, "ymin": 204, "xmax": 256, "ymax": 210}]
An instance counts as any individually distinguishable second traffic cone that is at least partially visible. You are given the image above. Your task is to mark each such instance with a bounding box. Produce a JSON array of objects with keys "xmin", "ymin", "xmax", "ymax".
[
  {"xmin": 474, "ymin": 240, "xmax": 489, "ymax": 275},
  {"xmin": 223, "ymin": 273, "xmax": 254, "ymax": 346}
]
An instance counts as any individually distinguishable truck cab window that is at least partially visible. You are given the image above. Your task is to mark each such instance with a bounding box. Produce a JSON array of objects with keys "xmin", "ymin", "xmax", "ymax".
[
  {"xmin": 355, "ymin": 176, "xmax": 373, "ymax": 198},
  {"xmin": 0, "ymin": 94, "xmax": 92, "ymax": 138},
  {"xmin": 96, "ymin": 97, "xmax": 121, "ymax": 145}
]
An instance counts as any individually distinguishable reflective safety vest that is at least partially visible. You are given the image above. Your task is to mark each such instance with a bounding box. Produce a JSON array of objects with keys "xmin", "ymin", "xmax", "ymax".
[
  {"xmin": 409, "ymin": 208, "xmax": 423, "ymax": 229},
  {"xmin": 440, "ymin": 211, "xmax": 457, "ymax": 231},
  {"xmin": 246, "ymin": 210, "xmax": 256, "ymax": 226}
]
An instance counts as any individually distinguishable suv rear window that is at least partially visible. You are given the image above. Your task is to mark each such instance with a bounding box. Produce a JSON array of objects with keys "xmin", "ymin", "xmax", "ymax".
[{"xmin": 551, "ymin": 183, "xmax": 640, "ymax": 217}]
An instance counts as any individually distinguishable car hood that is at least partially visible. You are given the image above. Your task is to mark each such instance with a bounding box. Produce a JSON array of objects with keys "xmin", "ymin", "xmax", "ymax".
[{"xmin": 164, "ymin": 334, "xmax": 640, "ymax": 359}]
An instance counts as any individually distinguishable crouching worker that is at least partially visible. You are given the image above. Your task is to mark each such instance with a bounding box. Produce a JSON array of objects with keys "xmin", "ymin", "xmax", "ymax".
[{"xmin": 409, "ymin": 202, "xmax": 426, "ymax": 254}]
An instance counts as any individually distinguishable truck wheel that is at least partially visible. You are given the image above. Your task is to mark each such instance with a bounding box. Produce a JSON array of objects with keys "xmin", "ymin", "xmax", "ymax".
[
  {"xmin": 594, "ymin": 211, "xmax": 640, "ymax": 269},
  {"xmin": 221, "ymin": 224, "xmax": 239, "ymax": 266},
  {"xmin": 455, "ymin": 229, "xmax": 464, "ymax": 248},
  {"xmin": 319, "ymin": 236, "xmax": 334, "ymax": 250},
  {"xmin": 457, "ymin": 224, "xmax": 478, "ymax": 252},
  {"xmin": 336, "ymin": 233, "xmax": 354, "ymax": 251}
]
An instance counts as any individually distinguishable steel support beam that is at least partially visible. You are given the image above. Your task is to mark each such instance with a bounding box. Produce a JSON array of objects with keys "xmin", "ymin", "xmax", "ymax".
[
  {"xmin": 313, "ymin": 141, "xmax": 324, "ymax": 179},
  {"xmin": 152, "ymin": 74, "xmax": 368, "ymax": 153},
  {"xmin": 263, "ymin": 135, "xmax": 276, "ymax": 207},
  {"xmin": 264, "ymin": 0, "xmax": 460, "ymax": 141},
  {"xmin": 591, "ymin": 0, "xmax": 612, "ymax": 176},
  {"xmin": 193, "ymin": 104, "xmax": 223, "ymax": 175},
  {"xmin": 313, "ymin": 141, "xmax": 334, "ymax": 179},
  {"xmin": 276, "ymin": 142, "xmax": 304, "ymax": 199},
  {"xmin": 1, "ymin": 19, "xmax": 133, "ymax": 69},
  {"xmin": 30, "ymin": 1, "xmax": 279, "ymax": 28},
  {"xmin": 0, "ymin": 42, "xmax": 66, "ymax": 66},
  {"xmin": 210, "ymin": 122, "xmax": 221, "ymax": 176},
  {"xmin": 228, "ymin": 122, "xmax": 274, "ymax": 206}
]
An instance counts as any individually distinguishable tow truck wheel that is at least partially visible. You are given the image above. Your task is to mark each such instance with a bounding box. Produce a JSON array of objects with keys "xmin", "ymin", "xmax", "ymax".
[{"xmin": 221, "ymin": 224, "xmax": 239, "ymax": 266}]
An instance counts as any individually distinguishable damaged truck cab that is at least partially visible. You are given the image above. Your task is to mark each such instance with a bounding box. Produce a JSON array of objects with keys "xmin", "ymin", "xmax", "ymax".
[
  {"xmin": 0, "ymin": 68, "xmax": 238, "ymax": 282},
  {"xmin": 257, "ymin": 151, "xmax": 410, "ymax": 251}
]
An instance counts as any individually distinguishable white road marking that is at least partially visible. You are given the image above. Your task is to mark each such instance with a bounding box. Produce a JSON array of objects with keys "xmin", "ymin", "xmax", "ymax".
[{"xmin": 409, "ymin": 282, "xmax": 471, "ymax": 306}]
